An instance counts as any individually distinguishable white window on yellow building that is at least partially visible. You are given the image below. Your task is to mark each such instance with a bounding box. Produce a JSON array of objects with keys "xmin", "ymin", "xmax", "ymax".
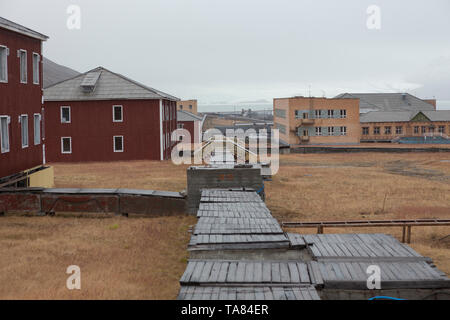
[
  {"xmin": 328, "ymin": 127, "xmax": 334, "ymax": 135},
  {"xmin": 315, "ymin": 127, "xmax": 322, "ymax": 136}
]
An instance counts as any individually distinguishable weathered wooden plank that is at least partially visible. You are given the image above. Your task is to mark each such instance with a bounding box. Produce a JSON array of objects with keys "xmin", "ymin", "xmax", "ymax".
[
  {"xmin": 262, "ymin": 262, "xmax": 272, "ymax": 283},
  {"xmin": 284, "ymin": 287, "xmax": 296, "ymax": 300},
  {"xmin": 287, "ymin": 262, "xmax": 300, "ymax": 283},
  {"xmin": 255, "ymin": 287, "xmax": 265, "ymax": 300},
  {"xmin": 199, "ymin": 261, "xmax": 214, "ymax": 283},
  {"xmin": 307, "ymin": 261, "xmax": 324, "ymax": 286},
  {"xmin": 271, "ymin": 262, "xmax": 281, "ymax": 283},
  {"xmin": 184, "ymin": 285, "xmax": 195, "ymax": 300},
  {"xmin": 254, "ymin": 262, "xmax": 263, "ymax": 283},
  {"xmin": 244, "ymin": 262, "xmax": 254, "ymax": 283},
  {"xmin": 190, "ymin": 261, "xmax": 205, "ymax": 283},
  {"xmin": 272, "ymin": 287, "xmax": 286, "ymax": 300},
  {"xmin": 297, "ymin": 262, "xmax": 310, "ymax": 283},
  {"xmin": 227, "ymin": 262, "xmax": 238, "ymax": 283},
  {"xmin": 180, "ymin": 261, "xmax": 196, "ymax": 283},
  {"xmin": 235, "ymin": 262, "xmax": 246, "ymax": 283},
  {"xmin": 264, "ymin": 287, "xmax": 274, "ymax": 300},
  {"xmin": 217, "ymin": 262, "xmax": 229, "ymax": 283},
  {"xmin": 279, "ymin": 263, "xmax": 291, "ymax": 283}
]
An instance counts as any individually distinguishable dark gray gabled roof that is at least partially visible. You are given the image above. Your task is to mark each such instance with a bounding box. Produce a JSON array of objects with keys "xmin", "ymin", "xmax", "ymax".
[
  {"xmin": 0, "ymin": 16, "xmax": 48, "ymax": 41},
  {"xmin": 422, "ymin": 110, "xmax": 450, "ymax": 121},
  {"xmin": 44, "ymin": 66, "xmax": 179, "ymax": 102},
  {"xmin": 335, "ymin": 93, "xmax": 435, "ymax": 113},
  {"xmin": 360, "ymin": 111, "xmax": 414, "ymax": 123},
  {"xmin": 177, "ymin": 110, "xmax": 203, "ymax": 121},
  {"xmin": 43, "ymin": 57, "xmax": 81, "ymax": 89},
  {"xmin": 361, "ymin": 110, "xmax": 450, "ymax": 123}
]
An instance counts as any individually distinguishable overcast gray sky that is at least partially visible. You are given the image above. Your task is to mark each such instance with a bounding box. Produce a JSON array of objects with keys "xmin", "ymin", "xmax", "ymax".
[{"xmin": 1, "ymin": 0, "xmax": 450, "ymax": 107}]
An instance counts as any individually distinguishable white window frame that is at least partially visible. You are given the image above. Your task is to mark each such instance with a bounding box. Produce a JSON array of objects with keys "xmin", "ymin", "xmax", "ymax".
[
  {"xmin": 60, "ymin": 106, "xmax": 71, "ymax": 123},
  {"xmin": 113, "ymin": 105, "xmax": 123, "ymax": 122},
  {"xmin": 314, "ymin": 110, "xmax": 321, "ymax": 119},
  {"xmin": 373, "ymin": 127, "xmax": 380, "ymax": 135},
  {"xmin": 328, "ymin": 126, "xmax": 334, "ymax": 135},
  {"xmin": 113, "ymin": 135, "xmax": 124, "ymax": 153},
  {"xmin": 61, "ymin": 137, "xmax": 72, "ymax": 154},
  {"xmin": 315, "ymin": 127, "xmax": 322, "ymax": 136},
  {"xmin": 0, "ymin": 45, "xmax": 8, "ymax": 83},
  {"xmin": 32, "ymin": 52, "xmax": 40, "ymax": 85},
  {"xmin": 20, "ymin": 114, "xmax": 28, "ymax": 148},
  {"xmin": 340, "ymin": 126, "xmax": 347, "ymax": 136},
  {"xmin": 340, "ymin": 109, "xmax": 347, "ymax": 118},
  {"xmin": 18, "ymin": 49, "xmax": 27, "ymax": 84},
  {"xmin": 0, "ymin": 115, "xmax": 10, "ymax": 153},
  {"xmin": 34, "ymin": 113, "xmax": 41, "ymax": 145}
]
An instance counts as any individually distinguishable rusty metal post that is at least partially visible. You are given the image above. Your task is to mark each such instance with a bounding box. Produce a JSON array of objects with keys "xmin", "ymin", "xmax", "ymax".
[
  {"xmin": 402, "ymin": 226, "xmax": 406, "ymax": 243},
  {"xmin": 317, "ymin": 226, "xmax": 324, "ymax": 234}
]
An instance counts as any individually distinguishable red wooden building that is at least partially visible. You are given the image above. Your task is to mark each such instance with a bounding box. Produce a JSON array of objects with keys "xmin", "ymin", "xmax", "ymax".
[
  {"xmin": 0, "ymin": 17, "xmax": 51, "ymax": 185},
  {"xmin": 43, "ymin": 67, "xmax": 178, "ymax": 162},
  {"xmin": 177, "ymin": 110, "xmax": 203, "ymax": 144}
]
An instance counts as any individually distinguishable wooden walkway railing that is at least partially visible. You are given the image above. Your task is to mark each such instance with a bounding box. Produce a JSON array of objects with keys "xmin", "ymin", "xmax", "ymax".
[{"xmin": 281, "ymin": 219, "xmax": 450, "ymax": 244}]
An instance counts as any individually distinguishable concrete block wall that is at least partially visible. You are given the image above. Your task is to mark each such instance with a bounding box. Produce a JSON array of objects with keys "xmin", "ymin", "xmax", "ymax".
[{"xmin": 186, "ymin": 166, "xmax": 264, "ymax": 214}]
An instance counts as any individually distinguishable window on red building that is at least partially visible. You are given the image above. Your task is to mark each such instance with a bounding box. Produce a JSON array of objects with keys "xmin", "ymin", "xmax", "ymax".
[
  {"xmin": 113, "ymin": 105, "xmax": 123, "ymax": 122},
  {"xmin": 19, "ymin": 50, "xmax": 27, "ymax": 83},
  {"xmin": 34, "ymin": 114, "xmax": 41, "ymax": 145},
  {"xmin": 0, "ymin": 116, "xmax": 10, "ymax": 153},
  {"xmin": 114, "ymin": 136, "xmax": 124, "ymax": 152},
  {"xmin": 61, "ymin": 137, "xmax": 72, "ymax": 154},
  {"xmin": 32, "ymin": 53, "xmax": 40, "ymax": 84},
  {"xmin": 61, "ymin": 106, "xmax": 71, "ymax": 123},
  {"xmin": 0, "ymin": 46, "xmax": 7, "ymax": 82},
  {"xmin": 21, "ymin": 114, "xmax": 28, "ymax": 148}
]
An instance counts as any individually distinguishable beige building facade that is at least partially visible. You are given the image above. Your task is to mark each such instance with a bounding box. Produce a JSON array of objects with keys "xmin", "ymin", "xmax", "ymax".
[
  {"xmin": 273, "ymin": 97, "xmax": 360, "ymax": 145},
  {"xmin": 177, "ymin": 100, "xmax": 198, "ymax": 114},
  {"xmin": 360, "ymin": 111, "xmax": 450, "ymax": 142}
]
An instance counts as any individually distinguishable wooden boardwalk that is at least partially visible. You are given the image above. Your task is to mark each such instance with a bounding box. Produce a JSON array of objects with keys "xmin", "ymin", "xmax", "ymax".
[
  {"xmin": 178, "ymin": 188, "xmax": 450, "ymax": 300},
  {"xmin": 177, "ymin": 285, "xmax": 320, "ymax": 300},
  {"xmin": 179, "ymin": 189, "xmax": 317, "ymax": 300}
]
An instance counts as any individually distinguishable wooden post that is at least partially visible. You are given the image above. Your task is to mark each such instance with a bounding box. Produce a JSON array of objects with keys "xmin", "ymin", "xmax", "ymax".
[
  {"xmin": 407, "ymin": 226, "xmax": 412, "ymax": 244},
  {"xmin": 317, "ymin": 226, "xmax": 324, "ymax": 234},
  {"xmin": 402, "ymin": 226, "xmax": 406, "ymax": 243}
]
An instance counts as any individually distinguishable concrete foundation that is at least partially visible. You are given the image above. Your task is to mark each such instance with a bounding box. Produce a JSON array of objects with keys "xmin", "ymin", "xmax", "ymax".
[{"xmin": 186, "ymin": 165, "xmax": 264, "ymax": 214}]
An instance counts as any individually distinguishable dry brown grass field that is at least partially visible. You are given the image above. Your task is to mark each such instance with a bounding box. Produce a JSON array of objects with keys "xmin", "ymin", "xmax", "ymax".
[
  {"xmin": 266, "ymin": 153, "xmax": 450, "ymax": 277},
  {"xmin": 0, "ymin": 153, "xmax": 449, "ymax": 299}
]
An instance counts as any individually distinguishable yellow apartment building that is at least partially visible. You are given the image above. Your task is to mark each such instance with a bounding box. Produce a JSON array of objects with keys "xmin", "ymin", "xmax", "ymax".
[
  {"xmin": 177, "ymin": 100, "xmax": 198, "ymax": 114},
  {"xmin": 273, "ymin": 96, "xmax": 360, "ymax": 145}
]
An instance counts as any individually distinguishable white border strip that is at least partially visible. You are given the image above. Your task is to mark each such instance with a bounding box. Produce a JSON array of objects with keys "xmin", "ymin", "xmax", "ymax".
[{"xmin": 159, "ymin": 99, "xmax": 163, "ymax": 160}]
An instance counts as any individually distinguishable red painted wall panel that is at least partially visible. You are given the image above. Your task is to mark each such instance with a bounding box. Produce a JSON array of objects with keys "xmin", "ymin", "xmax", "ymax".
[
  {"xmin": 180, "ymin": 121, "xmax": 195, "ymax": 143},
  {"xmin": 0, "ymin": 27, "xmax": 44, "ymax": 178},
  {"xmin": 45, "ymin": 99, "xmax": 165, "ymax": 162},
  {"xmin": 161, "ymin": 99, "xmax": 177, "ymax": 160}
]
